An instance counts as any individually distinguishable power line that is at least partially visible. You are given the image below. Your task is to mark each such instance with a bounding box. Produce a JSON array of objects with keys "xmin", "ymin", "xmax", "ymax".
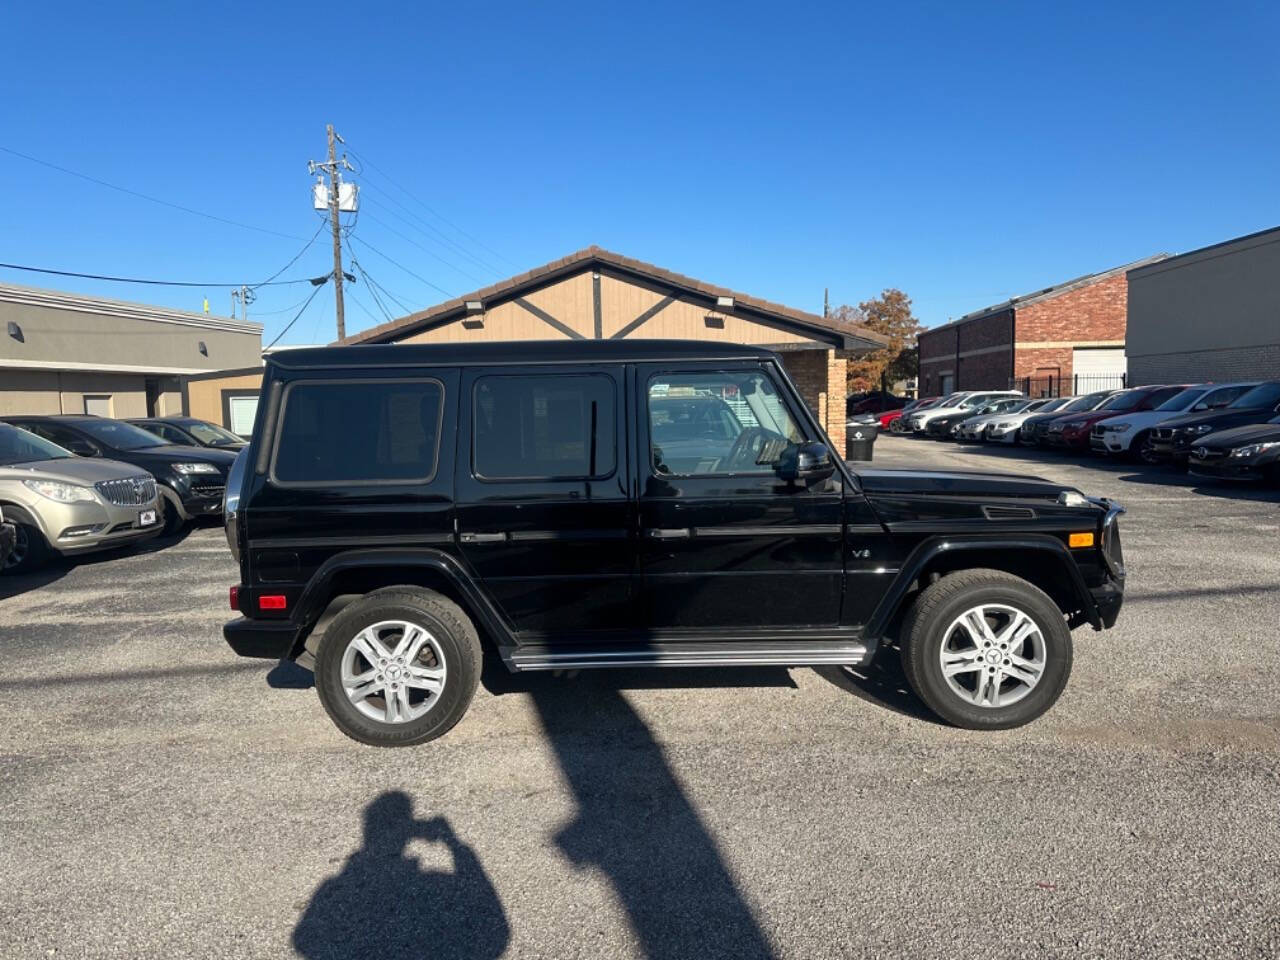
[
  {"xmin": 0, "ymin": 260, "xmax": 325, "ymax": 289},
  {"xmin": 366, "ymin": 276, "xmax": 415, "ymax": 316},
  {"xmin": 350, "ymin": 236, "xmax": 455, "ymax": 300},
  {"xmin": 345, "ymin": 244, "xmax": 396, "ymax": 324},
  {"xmin": 360, "ymin": 187, "xmax": 503, "ymax": 279},
  {"xmin": 0, "ymin": 144, "xmax": 307, "ymax": 242},
  {"xmin": 344, "ymin": 286, "xmax": 384, "ymax": 327},
  {"xmin": 361, "ymin": 207, "xmax": 488, "ymax": 286},
  {"xmin": 266, "ymin": 281, "xmax": 328, "ymax": 349},
  {"xmin": 345, "ymin": 148, "xmax": 517, "ymax": 270},
  {"xmin": 251, "ymin": 220, "xmax": 328, "ymax": 289}
]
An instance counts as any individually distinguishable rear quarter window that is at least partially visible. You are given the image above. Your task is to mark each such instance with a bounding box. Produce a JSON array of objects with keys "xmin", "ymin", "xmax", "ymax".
[{"xmin": 270, "ymin": 378, "xmax": 444, "ymax": 486}]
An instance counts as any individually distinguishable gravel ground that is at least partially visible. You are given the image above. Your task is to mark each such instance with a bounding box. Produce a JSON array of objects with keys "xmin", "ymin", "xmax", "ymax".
[{"xmin": 2, "ymin": 435, "xmax": 1278, "ymax": 959}]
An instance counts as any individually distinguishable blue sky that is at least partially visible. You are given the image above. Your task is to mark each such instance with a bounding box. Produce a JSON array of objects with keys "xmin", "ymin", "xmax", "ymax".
[{"xmin": 3, "ymin": 1, "xmax": 1277, "ymax": 345}]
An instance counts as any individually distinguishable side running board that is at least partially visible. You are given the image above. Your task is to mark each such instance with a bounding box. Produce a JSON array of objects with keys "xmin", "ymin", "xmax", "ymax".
[{"xmin": 507, "ymin": 639, "xmax": 871, "ymax": 671}]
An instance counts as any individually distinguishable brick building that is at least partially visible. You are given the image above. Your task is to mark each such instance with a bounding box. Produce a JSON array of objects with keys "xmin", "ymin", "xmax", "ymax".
[
  {"xmin": 918, "ymin": 255, "xmax": 1166, "ymax": 397},
  {"xmin": 1127, "ymin": 225, "xmax": 1280, "ymax": 385}
]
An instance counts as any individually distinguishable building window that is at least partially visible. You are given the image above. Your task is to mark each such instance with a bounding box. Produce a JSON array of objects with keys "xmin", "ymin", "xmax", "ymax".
[
  {"xmin": 83, "ymin": 395, "xmax": 112, "ymax": 417},
  {"xmin": 473, "ymin": 374, "xmax": 616, "ymax": 481}
]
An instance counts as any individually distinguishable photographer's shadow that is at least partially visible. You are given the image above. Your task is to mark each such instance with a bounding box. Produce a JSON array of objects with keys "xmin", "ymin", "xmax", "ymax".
[{"xmin": 293, "ymin": 791, "xmax": 509, "ymax": 960}]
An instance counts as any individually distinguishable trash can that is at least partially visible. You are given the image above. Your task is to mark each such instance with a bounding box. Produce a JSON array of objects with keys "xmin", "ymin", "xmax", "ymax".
[{"xmin": 845, "ymin": 421, "xmax": 879, "ymax": 461}]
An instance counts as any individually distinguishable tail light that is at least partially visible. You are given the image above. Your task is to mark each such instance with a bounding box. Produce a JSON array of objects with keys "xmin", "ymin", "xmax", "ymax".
[{"xmin": 229, "ymin": 586, "xmax": 240, "ymax": 611}]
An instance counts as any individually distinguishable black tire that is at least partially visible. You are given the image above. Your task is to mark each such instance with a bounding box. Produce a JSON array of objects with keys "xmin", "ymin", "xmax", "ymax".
[
  {"xmin": 1128, "ymin": 430, "xmax": 1152, "ymax": 463},
  {"xmin": 158, "ymin": 491, "xmax": 187, "ymax": 536},
  {"xmin": 1, "ymin": 514, "xmax": 49, "ymax": 574},
  {"xmin": 314, "ymin": 587, "xmax": 482, "ymax": 747},
  {"xmin": 899, "ymin": 569, "xmax": 1073, "ymax": 730}
]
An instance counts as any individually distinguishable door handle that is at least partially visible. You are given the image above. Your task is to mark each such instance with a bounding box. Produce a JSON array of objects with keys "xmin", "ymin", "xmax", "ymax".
[
  {"xmin": 646, "ymin": 528, "xmax": 691, "ymax": 540},
  {"xmin": 459, "ymin": 532, "xmax": 508, "ymax": 544}
]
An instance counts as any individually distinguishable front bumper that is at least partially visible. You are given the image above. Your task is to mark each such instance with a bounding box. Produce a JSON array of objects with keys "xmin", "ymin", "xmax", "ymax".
[
  {"xmin": 35, "ymin": 497, "xmax": 163, "ymax": 556},
  {"xmin": 224, "ymin": 617, "xmax": 298, "ymax": 659},
  {"xmin": 177, "ymin": 480, "xmax": 227, "ymax": 518},
  {"xmin": 1090, "ymin": 580, "xmax": 1124, "ymax": 629},
  {"xmin": 1188, "ymin": 455, "xmax": 1272, "ymax": 481}
]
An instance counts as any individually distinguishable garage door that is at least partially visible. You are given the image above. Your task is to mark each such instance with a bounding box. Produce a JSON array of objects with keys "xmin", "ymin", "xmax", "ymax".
[
  {"xmin": 227, "ymin": 395, "xmax": 259, "ymax": 436},
  {"xmin": 1072, "ymin": 347, "xmax": 1127, "ymax": 392}
]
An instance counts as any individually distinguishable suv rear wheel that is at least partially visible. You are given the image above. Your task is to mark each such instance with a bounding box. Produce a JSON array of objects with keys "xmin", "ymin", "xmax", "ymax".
[
  {"xmin": 899, "ymin": 569, "xmax": 1073, "ymax": 729},
  {"xmin": 314, "ymin": 587, "xmax": 482, "ymax": 747}
]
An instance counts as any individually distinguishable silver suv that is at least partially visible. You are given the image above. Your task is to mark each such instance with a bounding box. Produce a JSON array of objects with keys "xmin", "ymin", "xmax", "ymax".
[{"xmin": 0, "ymin": 423, "xmax": 162, "ymax": 573}]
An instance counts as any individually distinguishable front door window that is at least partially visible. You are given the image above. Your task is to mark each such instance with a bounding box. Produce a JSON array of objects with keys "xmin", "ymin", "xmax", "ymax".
[{"xmin": 647, "ymin": 370, "xmax": 804, "ymax": 477}]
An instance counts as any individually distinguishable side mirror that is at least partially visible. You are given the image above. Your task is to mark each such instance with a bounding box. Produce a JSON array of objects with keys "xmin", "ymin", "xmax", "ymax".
[
  {"xmin": 66, "ymin": 439, "xmax": 98, "ymax": 457},
  {"xmin": 776, "ymin": 442, "xmax": 835, "ymax": 484}
]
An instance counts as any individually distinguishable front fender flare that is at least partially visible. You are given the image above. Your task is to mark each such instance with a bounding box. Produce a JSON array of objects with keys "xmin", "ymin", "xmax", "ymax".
[{"xmin": 865, "ymin": 535, "xmax": 1099, "ymax": 640}]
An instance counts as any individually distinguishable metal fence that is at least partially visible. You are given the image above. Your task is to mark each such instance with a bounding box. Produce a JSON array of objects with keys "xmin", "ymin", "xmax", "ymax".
[{"xmin": 1009, "ymin": 373, "xmax": 1127, "ymax": 398}]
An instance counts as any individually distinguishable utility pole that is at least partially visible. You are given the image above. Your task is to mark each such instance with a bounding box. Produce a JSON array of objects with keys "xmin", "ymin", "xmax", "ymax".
[
  {"xmin": 309, "ymin": 125, "xmax": 355, "ymax": 341},
  {"xmin": 325, "ymin": 125, "xmax": 345, "ymax": 340},
  {"xmin": 823, "ymin": 287, "xmax": 829, "ymax": 318},
  {"xmin": 230, "ymin": 285, "xmax": 255, "ymax": 323}
]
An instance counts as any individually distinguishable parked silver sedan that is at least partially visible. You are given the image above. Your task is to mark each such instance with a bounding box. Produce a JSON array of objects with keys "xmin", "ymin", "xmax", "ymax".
[{"xmin": 0, "ymin": 423, "xmax": 162, "ymax": 573}]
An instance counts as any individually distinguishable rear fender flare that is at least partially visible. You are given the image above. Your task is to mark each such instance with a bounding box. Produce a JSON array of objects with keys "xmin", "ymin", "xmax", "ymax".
[
  {"xmin": 293, "ymin": 547, "xmax": 515, "ymax": 653},
  {"xmin": 865, "ymin": 535, "xmax": 1098, "ymax": 639}
]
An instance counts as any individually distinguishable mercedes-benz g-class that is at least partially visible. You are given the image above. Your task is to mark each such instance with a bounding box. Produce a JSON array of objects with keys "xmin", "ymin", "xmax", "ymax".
[{"xmin": 222, "ymin": 341, "xmax": 1125, "ymax": 746}]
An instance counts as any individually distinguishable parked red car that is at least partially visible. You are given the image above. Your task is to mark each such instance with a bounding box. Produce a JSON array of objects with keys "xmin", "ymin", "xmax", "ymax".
[
  {"xmin": 1044, "ymin": 385, "xmax": 1186, "ymax": 449},
  {"xmin": 885, "ymin": 396, "xmax": 939, "ymax": 431}
]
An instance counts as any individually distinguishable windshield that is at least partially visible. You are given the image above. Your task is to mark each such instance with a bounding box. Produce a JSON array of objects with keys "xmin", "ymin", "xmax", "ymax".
[
  {"xmin": 1231, "ymin": 381, "xmax": 1280, "ymax": 409},
  {"xmin": 186, "ymin": 421, "xmax": 244, "ymax": 446},
  {"xmin": 1062, "ymin": 391, "xmax": 1112, "ymax": 412},
  {"xmin": 75, "ymin": 418, "xmax": 167, "ymax": 450},
  {"xmin": 1155, "ymin": 387, "xmax": 1207, "ymax": 412},
  {"xmin": 1098, "ymin": 391, "xmax": 1144, "ymax": 412},
  {"xmin": 0, "ymin": 424, "xmax": 75, "ymax": 466},
  {"xmin": 1038, "ymin": 397, "xmax": 1071, "ymax": 412}
]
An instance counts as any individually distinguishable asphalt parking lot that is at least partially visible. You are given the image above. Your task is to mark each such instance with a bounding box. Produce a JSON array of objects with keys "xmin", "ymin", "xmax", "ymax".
[{"xmin": 3, "ymin": 435, "xmax": 1278, "ymax": 960}]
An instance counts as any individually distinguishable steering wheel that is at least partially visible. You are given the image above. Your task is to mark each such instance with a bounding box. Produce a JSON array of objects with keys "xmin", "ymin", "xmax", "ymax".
[{"xmin": 725, "ymin": 427, "xmax": 773, "ymax": 471}]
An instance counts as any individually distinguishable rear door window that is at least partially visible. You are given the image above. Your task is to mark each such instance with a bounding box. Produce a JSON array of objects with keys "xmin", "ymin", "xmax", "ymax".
[
  {"xmin": 472, "ymin": 374, "xmax": 616, "ymax": 481},
  {"xmin": 271, "ymin": 379, "xmax": 444, "ymax": 485}
]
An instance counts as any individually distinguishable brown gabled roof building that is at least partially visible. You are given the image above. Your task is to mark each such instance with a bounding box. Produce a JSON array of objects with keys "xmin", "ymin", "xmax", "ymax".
[
  {"xmin": 182, "ymin": 246, "xmax": 886, "ymax": 441},
  {"xmin": 340, "ymin": 245, "xmax": 886, "ymax": 440}
]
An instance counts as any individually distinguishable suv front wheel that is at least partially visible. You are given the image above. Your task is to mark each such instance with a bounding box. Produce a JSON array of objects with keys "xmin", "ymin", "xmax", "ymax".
[
  {"xmin": 314, "ymin": 587, "xmax": 482, "ymax": 747},
  {"xmin": 899, "ymin": 569, "xmax": 1073, "ymax": 729}
]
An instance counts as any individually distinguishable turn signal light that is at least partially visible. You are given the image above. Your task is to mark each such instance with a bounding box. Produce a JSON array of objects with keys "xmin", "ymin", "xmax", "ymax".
[
  {"xmin": 1068, "ymin": 532, "xmax": 1095, "ymax": 548},
  {"xmin": 259, "ymin": 594, "xmax": 288, "ymax": 611},
  {"xmin": 229, "ymin": 586, "xmax": 240, "ymax": 611}
]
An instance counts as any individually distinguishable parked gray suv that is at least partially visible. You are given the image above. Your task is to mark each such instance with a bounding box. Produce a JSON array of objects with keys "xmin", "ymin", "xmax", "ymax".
[{"xmin": 0, "ymin": 423, "xmax": 162, "ymax": 573}]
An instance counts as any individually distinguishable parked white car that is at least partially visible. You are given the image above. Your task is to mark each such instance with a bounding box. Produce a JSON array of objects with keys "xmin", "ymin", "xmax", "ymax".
[
  {"xmin": 907, "ymin": 391, "xmax": 1023, "ymax": 433},
  {"xmin": 956, "ymin": 397, "xmax": 1055, "ymax": 441},
  {"xmin": 986, "ymin": 396, "xmax": 1076, "ymax": 444},
  {"xmin": 1091, "ymin": 381, "xmax": 1259, "ymax": 459}
]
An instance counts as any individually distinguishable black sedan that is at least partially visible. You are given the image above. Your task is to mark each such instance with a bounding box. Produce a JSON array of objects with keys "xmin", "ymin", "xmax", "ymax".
[
  {"xmin": 1149, "ymin": 381, "xmax": 1280, "ymax": 466},
  {"xmin": 3, "ymin": 415, "xmax": 236, "ymax": 533},
  {"xmin": 128, "ymin": 416, "xmax": 247, "ymax": 450},
  {"xmin": 1187, "ymin": 417, "xmax": 1280, "ymax": 483}
]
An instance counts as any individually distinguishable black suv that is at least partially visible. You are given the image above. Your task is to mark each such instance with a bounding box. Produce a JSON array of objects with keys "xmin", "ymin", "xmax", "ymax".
[
  {"xmin": 4, "ymin": 415, "xmax": 236, "ymax": 534},
  {"xmin": 222, "ymin": 341, "xmax": 1126, "ymax": 746}
]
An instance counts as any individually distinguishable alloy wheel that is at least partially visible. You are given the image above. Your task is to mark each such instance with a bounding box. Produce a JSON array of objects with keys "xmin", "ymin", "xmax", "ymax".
[
  {"xmin": 938, "ymin": 603, "xmax": 1046, "ymax": 708},
  {"xmin": 340, "ymin": 620, "xmax": 447, "ymax": 723}
]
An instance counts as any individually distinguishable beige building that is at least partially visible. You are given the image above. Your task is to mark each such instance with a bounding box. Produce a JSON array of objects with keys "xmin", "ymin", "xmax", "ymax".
[
  {"xmin": 344, "ymin": 247, "xmax": 884, "ymax": 441},
  {"xmin": 0, "ymin": 281, "xmax": 262, "ymax": 419},
  {"xmin": 183, "ymin": 247, "xmax": 885, "ymax": 439}
]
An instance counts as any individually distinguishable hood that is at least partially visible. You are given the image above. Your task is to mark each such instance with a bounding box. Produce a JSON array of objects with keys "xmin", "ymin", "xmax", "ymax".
[
  {"xmin": 1053, "ymin": 410, "xmax": 1112, "ymax": 427},
  {"xmin": 1158, "ymin": 406, "xmax": 1274, "ymax": 431},
  {"xmin": 110, "ymin": 444, "xmax": 237, "ymax": 468},
  {"xmin": 854, "ymin": 467, "xmax": 1075, "ymax": 501},
  {"xmin": 0, "ymin": 456, "xmax": 151, "ymax": 484},
  {"xmin": 1196, "ymin": 421, "xmax": 1280, "ymax": 450}
]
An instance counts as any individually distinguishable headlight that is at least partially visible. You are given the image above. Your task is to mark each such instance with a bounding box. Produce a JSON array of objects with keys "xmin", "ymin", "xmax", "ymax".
[
  {"xmin": 950, "ymin": 424, "xmax": 962, "ymax": 433},
  {"xmin": 1187, "ymin": 424, "xmax": 1215, "ymax": 435},
  {"xmin": 1104, "ymin": 423, "xmax": 1130, "ymax": 432},
  {"xmin": 22, "ymin": 479, "xmax": 97, "ymax": 503},
  {"xmin": 993, "ymin": 422, "xmax": 1014, "ymax": 429},
  {"xmin": 173, "ymin": 462, "xmax": 220, "ymax": 475},
  {"xmin": 1229, "ymin": 441, "xmax": 1280, "ymax": 459}
]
